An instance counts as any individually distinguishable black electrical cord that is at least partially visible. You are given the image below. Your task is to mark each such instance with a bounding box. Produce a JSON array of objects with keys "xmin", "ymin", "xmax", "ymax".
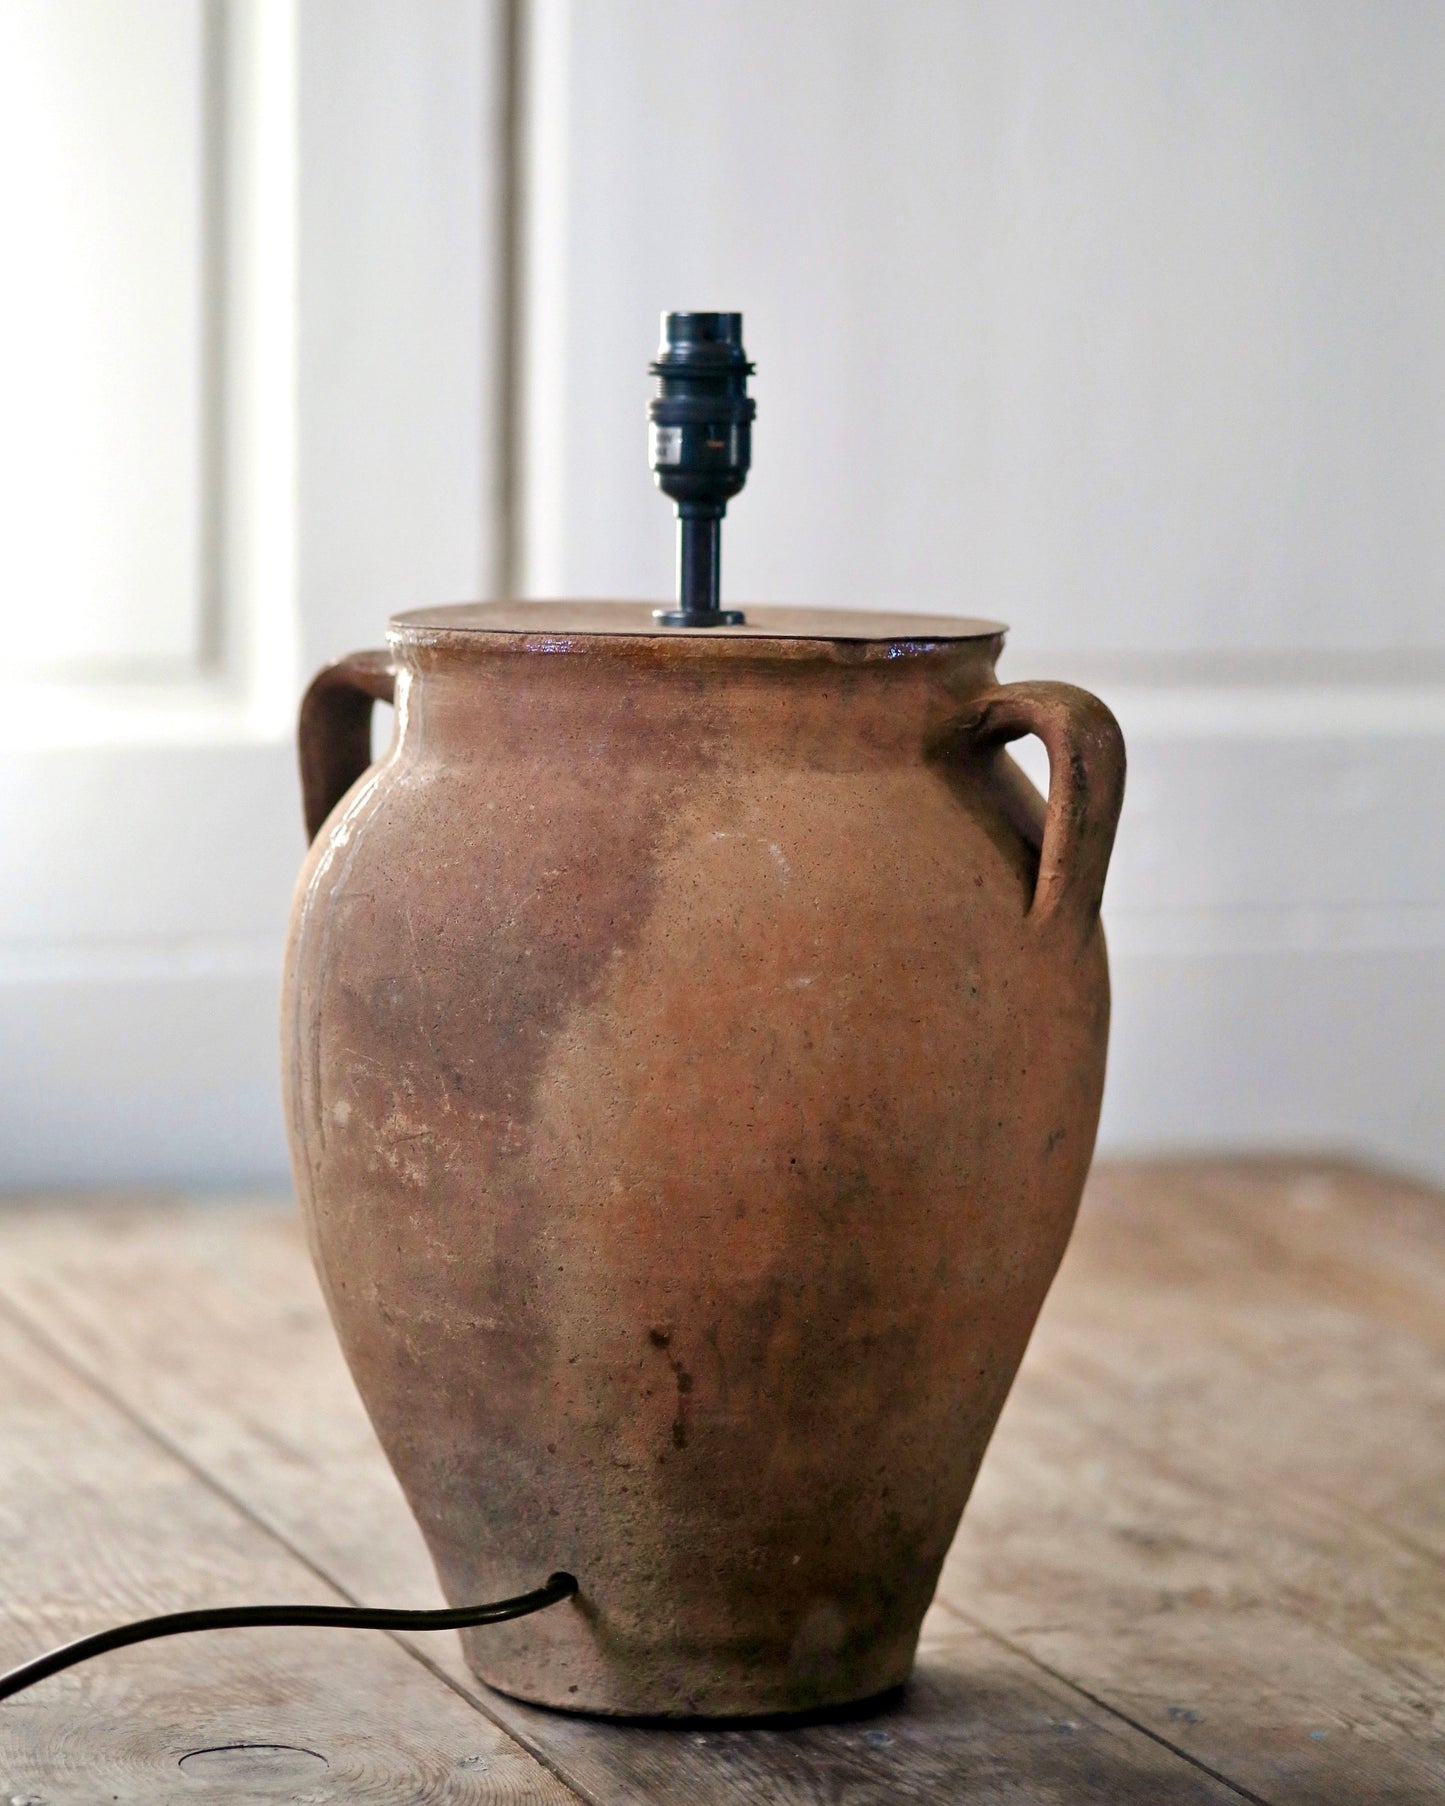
[{"xmin": 0, "ymin": 1570, "xmax": 577, "ymax": 1703}]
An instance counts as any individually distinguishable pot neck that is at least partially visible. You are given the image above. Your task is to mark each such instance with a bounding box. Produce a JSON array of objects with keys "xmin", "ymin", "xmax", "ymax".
[{"xmin": 389, "ymin": 635, "xmax": 1004, "ymax": 772}]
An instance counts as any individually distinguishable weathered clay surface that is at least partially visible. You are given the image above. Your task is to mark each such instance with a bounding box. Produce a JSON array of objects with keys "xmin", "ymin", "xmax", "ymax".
[{"xmin": 282, "ymin": 602, "xmax": 1125, "ymax": 1717}]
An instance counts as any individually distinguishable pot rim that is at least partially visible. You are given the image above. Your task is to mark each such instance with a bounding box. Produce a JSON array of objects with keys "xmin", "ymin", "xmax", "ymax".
[{"xmin": 389, "ymin": 601, "xmax": 1007, "ymax": 663}]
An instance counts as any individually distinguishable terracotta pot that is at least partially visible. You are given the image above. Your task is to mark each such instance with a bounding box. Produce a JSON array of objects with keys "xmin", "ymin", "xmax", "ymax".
[{"xmin": 282, "ymin": 601, "xmax": 1125, "ymax": 1718}]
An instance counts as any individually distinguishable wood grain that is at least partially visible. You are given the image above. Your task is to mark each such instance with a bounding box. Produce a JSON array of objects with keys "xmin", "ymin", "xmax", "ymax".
[
  {"xmin": 934, "ymin": 1160, "xmax": 1445, "ymax": 1804},
  {"xmin": 474, "ymin": 1609, "xmax": 1241, "ymax": 1804},
  {"xmin": 0, "ymin": 1189, "xmax": 1241, "ymax": 1802},
  {"xmin": 0, "ymin": 1305, "xmax": 579, "ymax": 1805},
  {"xmin": 1032, "ymin": 1162, "xmax": 1445, "ymax": 1559},
  {"xmin": 0, "ymin": 1162, "xmax": 1440, "ymax": 1801},
  {"xmin": 939, "ymin": 1367, "xmax": 1445, "ymax": 1803}
]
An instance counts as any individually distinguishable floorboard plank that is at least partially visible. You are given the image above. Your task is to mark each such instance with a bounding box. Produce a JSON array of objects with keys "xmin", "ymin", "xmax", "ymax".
[
  {"xmin": 1031, "ymin": 1163, "xmax": 1445, "ymax": 1561},
  {"xmin": 1077, "ymin": 1161, "xmax": 1445, "ymax": 1343},
  {"xmin": 0, "ymin": 1187, "xmax": 1251, "ymax": 1804},
  {"xmin": 928, "ymin": 1161, "xmax": 1445, "ymax": 1803},
  {"xmin": 938, "ymin": 1362, "xmax": 1445, "ymax": 1804},
  {"xmin": 0, "ymin": 1303, "xmax": 581, "ymax": 1806},
  {"xmin": 6, "ymin": 1162, "xmax": 1440, "ymax": 1800}
]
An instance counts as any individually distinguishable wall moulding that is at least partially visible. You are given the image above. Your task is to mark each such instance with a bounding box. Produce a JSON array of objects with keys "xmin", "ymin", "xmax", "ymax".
[{"xmin": 6, "ymin": 0, "xmax": 301, "ymax": 750}]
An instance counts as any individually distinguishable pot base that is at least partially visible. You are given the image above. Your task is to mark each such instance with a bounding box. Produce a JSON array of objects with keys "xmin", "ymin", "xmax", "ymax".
[
  {"xmin": 466, "ymin": 1645, "xmax": 919, "ymax": 1723},
  {"xmin": 456, "ymin": 1587, "xmax": 925, "ymax": 1721},
  {"xmin": 478, "ymin": 1671, "xmax": 910, "ymax": 1726}
]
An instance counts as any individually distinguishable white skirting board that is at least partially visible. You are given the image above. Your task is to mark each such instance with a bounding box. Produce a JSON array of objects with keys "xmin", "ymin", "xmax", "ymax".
[
  {"xmin": 2, "ymin": 942, "xmax": 1439, "ymax": 1193},
  {"xmin": 3, "ymin": 701, "xmax": 1439, "ymax": 1191},
  {"xmin": 1101, "ymin": 943, "xmax": 1443, "ymax": 1181},
  {"xmin": 0, "ymin": 967, "xmax": 284, "ymax": 1192}
]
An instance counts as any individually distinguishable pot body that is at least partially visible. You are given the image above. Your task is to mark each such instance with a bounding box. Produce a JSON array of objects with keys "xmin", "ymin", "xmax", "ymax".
[{"xmin": 282, "ymin": 605, "xmax": 1124, "ymax": 1717}]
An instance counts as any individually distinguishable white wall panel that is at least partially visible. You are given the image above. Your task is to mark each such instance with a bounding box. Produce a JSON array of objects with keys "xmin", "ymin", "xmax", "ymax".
[
  {"xmin": 4, "ymin": 0, "xmax": 1440, "ymax": 1188},
  {"xmin": 516, "ymin": 0, "xmax": 1445, "ymax": 668},
  {"xmin": 1, "ymin": 1, "xmax": 507, "ymax": 1188},
  {"xmin": 1, "ymin": 0, "xmax": 212, "ymax": 676},
  {"xmin": 297, "ymin": 0, "xmax": 505, "ymax": 669},
  {"xmin": 516, "ymin": 0, "xmax": 1445, "ymax": 1181}
]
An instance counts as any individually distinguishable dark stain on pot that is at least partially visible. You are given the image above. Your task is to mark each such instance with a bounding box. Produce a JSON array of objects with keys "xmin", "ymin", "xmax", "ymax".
[
  {"xmin": 646, "ymin": 1328, "xmax": 694, "ymax": 1449},
  {"xmin": 671, "ymin": 1368, "xmax": 695, "ymax": 1450}
]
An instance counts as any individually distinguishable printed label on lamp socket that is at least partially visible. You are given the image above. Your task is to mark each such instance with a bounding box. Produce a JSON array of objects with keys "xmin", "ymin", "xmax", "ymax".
[{"xmin": 651, "ymin": 425, "xmax": 683, "ymax": 466}]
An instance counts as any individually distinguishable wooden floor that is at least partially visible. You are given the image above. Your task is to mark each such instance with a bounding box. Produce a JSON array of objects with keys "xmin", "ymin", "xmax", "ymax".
[{"xmin": 0, "ymin": 1160, "xmax": 1441, "ymax": 1804}]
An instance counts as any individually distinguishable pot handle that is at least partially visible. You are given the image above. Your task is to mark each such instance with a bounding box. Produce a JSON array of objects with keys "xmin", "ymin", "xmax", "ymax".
[
  {"xmin": 958, "ymin": 681, "xmax": 1126, "ymax": 940},
  {"xmin": 297, "ymin": 650, "xmax": 397, "ymax": 842}
]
